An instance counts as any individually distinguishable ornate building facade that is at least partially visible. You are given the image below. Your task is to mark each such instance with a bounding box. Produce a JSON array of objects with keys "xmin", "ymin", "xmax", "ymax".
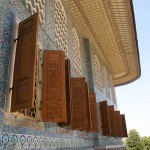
[{"xmin": 0, "ymin": 0, "xmax": 140, "ymax": 149}]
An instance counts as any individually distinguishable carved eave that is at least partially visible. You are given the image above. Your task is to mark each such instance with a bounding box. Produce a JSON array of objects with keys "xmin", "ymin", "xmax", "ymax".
[{"xmin": 65, "ymin": 0, "xmax": 141, "ymax": 86}]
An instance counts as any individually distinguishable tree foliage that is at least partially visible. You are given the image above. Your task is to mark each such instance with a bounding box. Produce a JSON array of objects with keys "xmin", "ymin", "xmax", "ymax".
[
  {"xmin": 141, "ymin": 136, "xmax": 150, "ymax": 150},
  {"xmin": 126, "ymin": 129, "xmax": 142, "ymax": 150},
  {"xmin": 125, "ymin": 129, "xmax": 150, "ymax": 150}
]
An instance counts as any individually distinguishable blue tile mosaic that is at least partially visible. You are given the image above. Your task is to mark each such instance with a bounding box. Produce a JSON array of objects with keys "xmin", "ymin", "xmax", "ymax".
[
  {"xmin": 2, "ymin": 125, "xmax": 19, "ymax": 134},
  {"xmin": 0, "ymin": 111, "xmax": 4, "ymax": 124},
  {"xmin": 0, "ymin": 79, "xmax": 7, "ymax": 94},
  {"xmin": 3, "ymin": 132, "xmax": 88, "ymax": 149},
  {"xmin": 0, "ymin": 65, "xmax": 8, "ymax": 82},
  {"xmin": 0, "ymin": 132, "xmax": 95, "ymax": 149},
  {"xmin": 0, "ymin": 93, "xmax": 5, "ymax": 109},
  {"xmin": 84, "ymin": 39, "xmax": 95, "ymax": 92},
  {"xmin": 0, "ymin": 0, "xmax": 14, "ymax": 98}
]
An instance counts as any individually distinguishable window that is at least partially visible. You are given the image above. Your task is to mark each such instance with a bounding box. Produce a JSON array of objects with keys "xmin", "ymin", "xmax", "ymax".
[
  {"xmin": 103, "ymin": 66, "xmax": 111, "ymax": 99},
  {"xmin": 55, "ymin": 0, "xmax": 68, "ymax": 56},
  {"xmin": 10, "ymin": 13, "xmax": 38, "ymax": 113},
  {"xmin": 94, "ymin": 55, "xmax": 103, "ymax": 92},
  {"xmin": 5, "ymin": 13, "xmax": 68, "ymax": 129},
  {"xmin": 72, "ymin": 28, "xmax": 82, "ymax": 76},
  {"xmin": 5, "ymin": 13, "xmax": 43, "ymax": 129}
]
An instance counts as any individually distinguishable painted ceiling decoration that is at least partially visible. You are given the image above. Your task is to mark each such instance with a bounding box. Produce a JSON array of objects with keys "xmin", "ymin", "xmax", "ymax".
[{"xmin": 65, "ymin": 0, "xmax": 140, "ymax": 86}]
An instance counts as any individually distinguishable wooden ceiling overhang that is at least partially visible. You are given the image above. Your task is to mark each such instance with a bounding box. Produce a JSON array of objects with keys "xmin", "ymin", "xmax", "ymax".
[{"xmin": 65, "ymin": 0, "xmax": 141, "ymax": 86}]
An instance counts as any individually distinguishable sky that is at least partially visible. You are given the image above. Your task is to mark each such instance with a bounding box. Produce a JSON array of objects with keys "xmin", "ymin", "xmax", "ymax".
[{"xmin": 116, "ymin": 0, "xmax": 150, "ymax": 137}]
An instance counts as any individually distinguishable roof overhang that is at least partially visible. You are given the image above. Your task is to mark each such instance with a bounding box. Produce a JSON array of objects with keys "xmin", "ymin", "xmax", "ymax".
[{"xmin": 65, "ymin": 0, "xmax": 141, "ymax": 86}]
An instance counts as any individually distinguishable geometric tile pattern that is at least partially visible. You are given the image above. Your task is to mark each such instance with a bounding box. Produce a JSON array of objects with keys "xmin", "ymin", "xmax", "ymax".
[
  {"xmin": 55, "ymin": 0, "xmax": 68, "ymax": 56},
  {"xmin": 24, "ymin": 0, "xmax": 45, "ymax": 27},
  {"xmin": 45, "ymin": 0, "xmax": 56, "ymax": 42},
  {"xmin": 72, "ymin": 28, "xmax": 82, "ymax": 77},
  {"xmin": 103, "ymin": 66, "xmax": 111, "ymax": 99},
  {"xmin": 0, "ymin": 0, "xmax": 14, "ymax": 102},
  {"xmin": 0, "ymin": 94, "xmax": 5, "ymax": 109},
  {"xmin": 83, "ymin": 39, "xmax": 94, "ymax": 92},
  {"xmin": 109, "ymin": 75, "xmax": 117, "ymax": 104},
  {"xmin": 0, "ymin": 132, "xmax": 94, "ymax": 149},
  {"xmin": 94, "ymin": 55, "xmax": 103, "ymax": 92},
  {"xmin": 0, "ymin": 131, "xmax": 123, "ymax": 149},
  {"xmin": 9, "ymin": 0, "xmax": 56, "ymax": 50}
]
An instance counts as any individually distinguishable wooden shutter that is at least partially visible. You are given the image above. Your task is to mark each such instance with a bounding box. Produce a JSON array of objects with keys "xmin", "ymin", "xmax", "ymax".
[
  {"xmin": 114, "ymin": 111, "xmax": 123, "ymax": 137},
  {"xmin": 42, "ymin": 50, "xmax": 67, "ymax": 122},
  {"xmin": 121, "ymin": 114, "xmax": 128, "ymax": 137},
  {"xmin": 80, "ymin": 82, "xmax": 91, "ymax": 131},
  {"xmin": 108, "ymin": 106, "xmax": 116, "ymax": 137},
  {"xmin": 89, "ymin": 92, "xmax": 99, "ymax": 132},
  {"xmin": 11, "ymin": 13, "xmax": 39, "ymax": 112},
  {"xmin": 71, "ymin": 78, "xmax": 88, "ymax": 130},
  {"xmin": 99, "ymin": 101, "xmax": 111, "ymax": 136},
  {"xmin": 58, "ymin": 59, "xmax": 71, "ymax": 126}
]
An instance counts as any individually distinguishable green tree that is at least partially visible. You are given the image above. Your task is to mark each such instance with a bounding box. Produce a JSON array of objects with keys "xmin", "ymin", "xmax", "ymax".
[
  {"xmin": 126, "ymin": 129, "xmax": 143, "ymax": 150},
  {"xmin": 141, "ymin": 136, "xmax": 150, "ymax": 150}
]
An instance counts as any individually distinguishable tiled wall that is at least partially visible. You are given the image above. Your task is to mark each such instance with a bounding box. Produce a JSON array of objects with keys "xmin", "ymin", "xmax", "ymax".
[{"xmin": 0, "ymin": 0, "xmax": 122, "ymax": 149}]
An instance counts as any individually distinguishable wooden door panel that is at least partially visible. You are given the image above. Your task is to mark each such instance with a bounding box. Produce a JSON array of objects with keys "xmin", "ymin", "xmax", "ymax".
[
  {"xmin": 11, "ymin": 12, "xmax": 39, "ymax": 112},
  {"xmin": 121, "ymin": 114, "xmax": 128, "ymax": 137},
  {"xmin": 114, "ymin": 111, "xmax": 123, "ymax": 137},
  {"xmin": 89, "ymin": 92, "xmax": 99, "ymax": 132},
  {"xmin": 42, "ymin": 50, "xmax": 67, "ymax": 122},
  {"xmin": 99, "ymin": 101, "xmax": 111, "ymax": 136},
  {"xmin": 108, "ymin": 105, "xmax": 116, "ymax": 137},
  {"xmin": 58, "ymin": 59, "xmax": 71, "ymax": 126},
  {"xmin": 71, "ymin": 78, "xmax": 88, "ymax": 130}
]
